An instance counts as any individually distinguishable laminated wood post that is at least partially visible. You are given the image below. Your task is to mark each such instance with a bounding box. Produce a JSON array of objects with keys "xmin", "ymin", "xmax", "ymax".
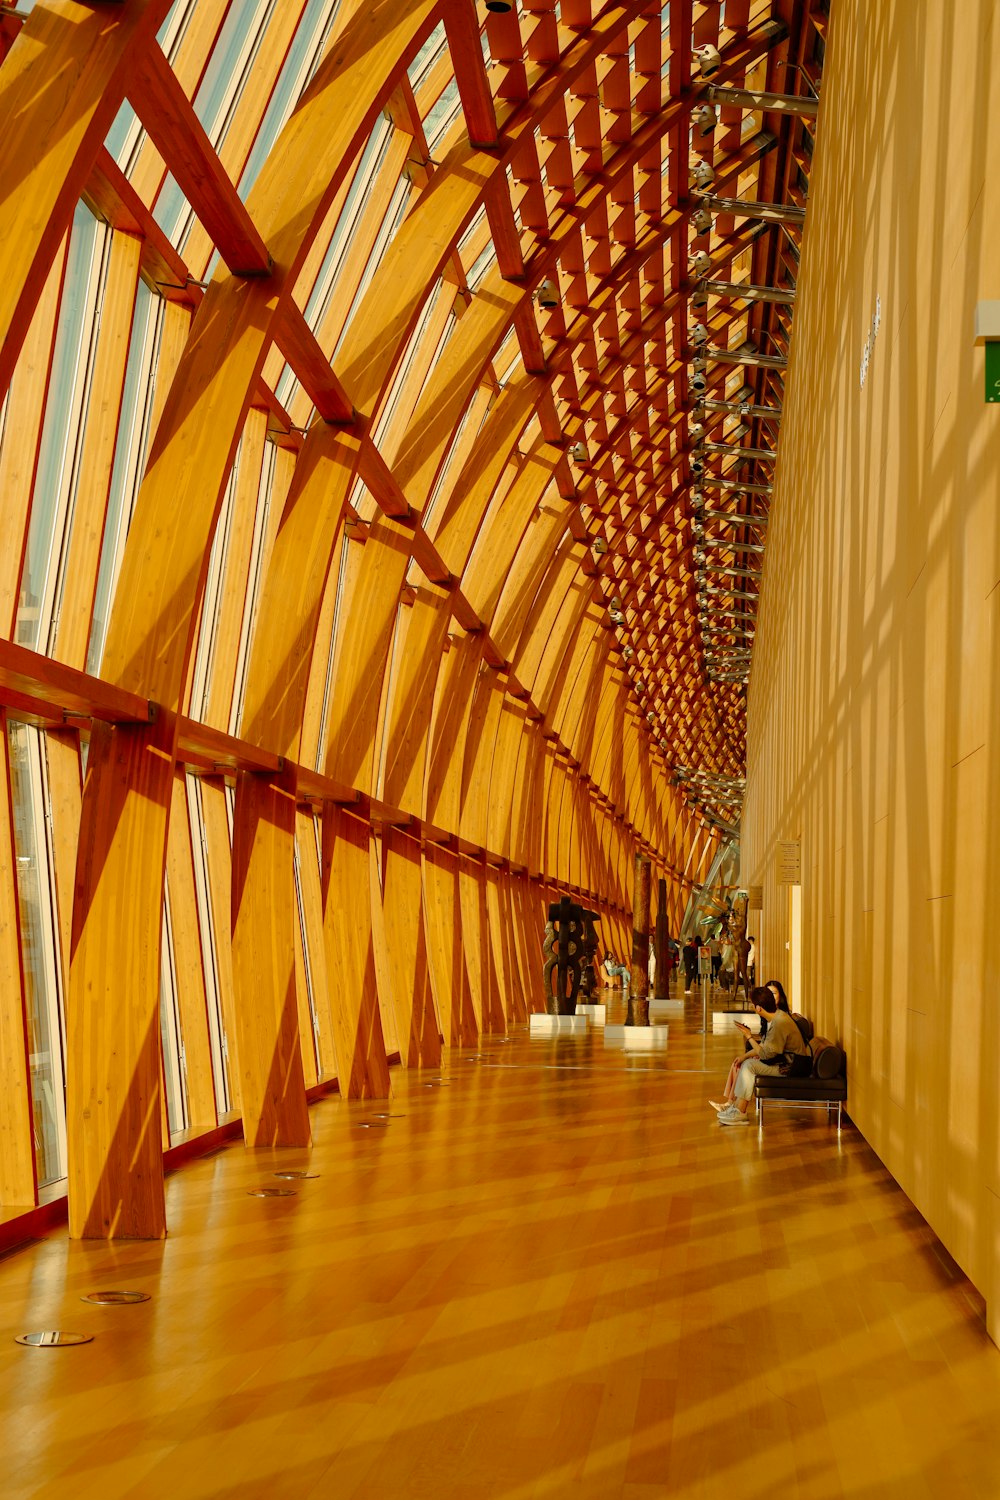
[
  {"xmin": 485, "ymin": 863, "xmax": 520, "ymax": 1024},
  {"xmin": 377, "ymin": 825, "xmax": 441, "ymax": 1068},
  {"xmin": 230, "ymin": 764, "xmax": 310, "ymax": 1147},
  {"xmin": 67, "ymin": 714, "xmax": 175, "ymax": 1239},
  {"xmin": 459, "ymin": 853, "xmax": 501, "ymax": 1034},
  {"xmin": 320, "ymin": 804, "xmax": 390, "ymax": 1099},
  {"xmin": 627, "ymin": 853, "xmax": 651, "ymax": 1026},
  {"xmin": 422, "ymin": 843, "xmax": 478, "ymax": 1048}
]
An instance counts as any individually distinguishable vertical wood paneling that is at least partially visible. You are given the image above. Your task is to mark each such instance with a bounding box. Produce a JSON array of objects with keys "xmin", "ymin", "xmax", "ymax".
[{"xmin": 67, "ymin": 714, "xmax": 175, "ymax": 1239}]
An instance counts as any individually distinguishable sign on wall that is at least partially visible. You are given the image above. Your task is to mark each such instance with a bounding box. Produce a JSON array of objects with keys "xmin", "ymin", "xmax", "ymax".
[
  {"xmin": 777, "ymin": 840, "xmax": 801, "ymax": 885},
  {"xmin": 747, "ymin": 884, "xmax": 763, "ymax": 908}
]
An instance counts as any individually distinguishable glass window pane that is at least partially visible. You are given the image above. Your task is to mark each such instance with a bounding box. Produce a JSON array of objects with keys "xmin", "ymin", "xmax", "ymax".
[{"xmin": 8, "ymin": 722, "xmax": 66, "ymax": 1190}]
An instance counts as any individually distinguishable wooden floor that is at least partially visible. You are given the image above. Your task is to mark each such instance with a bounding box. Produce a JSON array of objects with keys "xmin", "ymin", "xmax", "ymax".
[{"xmin": 2, "ymin": 989, "xmax": 1000, "ymax": 1499}]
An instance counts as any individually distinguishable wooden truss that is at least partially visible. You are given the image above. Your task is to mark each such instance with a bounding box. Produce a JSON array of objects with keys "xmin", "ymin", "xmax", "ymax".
[{"xmin": 0, "ymin": 0, "xmax": 826, "ymax": 1232}]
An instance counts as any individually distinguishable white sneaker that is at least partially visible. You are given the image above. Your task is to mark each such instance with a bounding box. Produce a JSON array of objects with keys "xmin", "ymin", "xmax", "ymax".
[{"xmin": 719, "ymin": 1109, "xmax": 749, "ymax": 1126}]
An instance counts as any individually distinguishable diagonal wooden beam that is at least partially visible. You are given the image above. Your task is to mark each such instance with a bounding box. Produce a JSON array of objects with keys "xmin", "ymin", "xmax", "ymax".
[{"xmin": 129, "ymin": 40, "xmax": 272, "ymax": 277}]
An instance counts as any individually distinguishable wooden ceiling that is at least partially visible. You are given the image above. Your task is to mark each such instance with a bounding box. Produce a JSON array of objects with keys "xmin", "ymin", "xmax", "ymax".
[{"xmin": 0, "ymin": 0, "xmax": 828, "ymax": 837}]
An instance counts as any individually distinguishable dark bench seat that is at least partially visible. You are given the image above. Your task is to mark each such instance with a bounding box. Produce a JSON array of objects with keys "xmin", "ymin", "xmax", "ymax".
[{"xmin": 754, "ymin": 1038, "xmax": 847, "ymax": 1128}]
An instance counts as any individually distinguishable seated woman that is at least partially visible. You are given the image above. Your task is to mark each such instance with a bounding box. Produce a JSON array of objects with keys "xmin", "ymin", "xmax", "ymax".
[
  {"xmin": 710, "ymin": 985, "xmax": 809, "ymax": 1125},
  {"xmin": 715, "ymin": 979, "xmax": 791, "ymax": 1106}
]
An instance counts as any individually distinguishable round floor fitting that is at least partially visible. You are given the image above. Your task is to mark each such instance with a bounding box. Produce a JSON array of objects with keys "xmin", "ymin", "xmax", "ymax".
[
  {"xmin": 81, "ymin": 1291, "xmax": 150, "ymax": 1305},
  {"xmin": 16, "ymin": 1331, "xmax": 94, "ymax": 1347},
  {"xmin": 273, "ymin": 1171, "xmax": 319, "ymax": 1179},
  {"xmin": 247, "ymin": 1187, "xmax": 297, "ymax": 1197}
]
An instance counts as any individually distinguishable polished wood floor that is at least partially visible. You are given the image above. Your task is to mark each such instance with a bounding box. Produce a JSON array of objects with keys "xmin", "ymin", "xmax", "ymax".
[{"xmin": 2, "ymin": 989, "xmax": 1000, "ymax": 1499}]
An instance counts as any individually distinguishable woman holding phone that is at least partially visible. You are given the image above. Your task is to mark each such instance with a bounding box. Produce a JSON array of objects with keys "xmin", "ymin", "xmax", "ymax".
[{"xmin": 711, "ymin": 979, "xmax": 792, "ymax": 1108}]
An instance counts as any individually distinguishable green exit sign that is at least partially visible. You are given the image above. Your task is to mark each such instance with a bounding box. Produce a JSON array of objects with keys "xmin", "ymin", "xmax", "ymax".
[{"xmin": 987, "ymin": 341, "xmax": 1000, "ymax": 402}]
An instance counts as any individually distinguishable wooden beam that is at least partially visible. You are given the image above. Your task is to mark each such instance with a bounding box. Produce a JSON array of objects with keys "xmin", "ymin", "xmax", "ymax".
[{"xmin": 129, "ymin": 41, "xmax": 271, "ymax": 277}]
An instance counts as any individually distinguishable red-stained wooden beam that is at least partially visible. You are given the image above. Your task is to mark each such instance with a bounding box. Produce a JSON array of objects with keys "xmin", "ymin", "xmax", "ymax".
[
  {"xmin": 128, "ymin": 41, "xmax": 272, "ymax": 277},
  {"xmin": 442, "ymin": 0, "xmax": 499, "ymax": 148},
  {"xmin": 276, "ymin": 306, "xmax": 356, "ymax": 425},
  {"xmin": 0, "ymin": 640, "xmax": 151, "ymax": 726}
]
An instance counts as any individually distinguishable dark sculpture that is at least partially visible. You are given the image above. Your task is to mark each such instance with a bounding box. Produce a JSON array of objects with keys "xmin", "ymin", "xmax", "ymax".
[
  {"xmin": 653, "ymin": 877, "xmax": 670, "ymax": 999},
  {"xmin": 542, "ymin": 896, "xmax": 600, "ymax": 1014}
]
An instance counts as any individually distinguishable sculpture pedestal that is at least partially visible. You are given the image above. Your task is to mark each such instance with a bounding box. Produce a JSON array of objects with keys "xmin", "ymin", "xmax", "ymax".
[
  {"xmin": 649, "ymin": 998, "xmax": 683, "ymax": 1022},
  {"xmin": 624, "ymin": 1025, "xmax": 668, "ymax": 1052},
  {"xmin": 713, "ymin": 1011, "xmax": 760, "ymax": 1034},
  {"xmin": 604, "ymin": 1023, "xmax": 668, "ymax": 1049},
  {"xmin": 576, "ymin": 1003, "xmax": 607, "ymax": 1026},
  {"xmin": 529, "ymin": 1013, "xmax": 588, "ymax": 1037}
]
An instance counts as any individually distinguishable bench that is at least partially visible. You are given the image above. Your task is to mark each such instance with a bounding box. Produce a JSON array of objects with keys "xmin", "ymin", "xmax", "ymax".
[{"xmin": 754, "ymin": 1037, "xmax": 847, "ymax": 1129}]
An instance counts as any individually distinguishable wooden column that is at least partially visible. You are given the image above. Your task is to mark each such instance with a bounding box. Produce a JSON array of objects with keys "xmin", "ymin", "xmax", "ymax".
[
  {"xmin": 230, "ymin": 765, "xmax": 310, "ymax": 1147},
  {"xmin": 627, "ymin": 853, "xmax": 650, "ymax": 1026},
  {"xmin": 67, "ymin": 713, "xmax": 174, "ymax": 1239},
  {"xmin": 320, "ymin": 804, "xmax": 390, "ymax": 1099},
  {"xmin": 422, "ymin": 844, "xmax": 477, "ymax": 1048},
  {"xmin": 378, "ymin": 825, "xmax": 441, "ymax": 1068}
]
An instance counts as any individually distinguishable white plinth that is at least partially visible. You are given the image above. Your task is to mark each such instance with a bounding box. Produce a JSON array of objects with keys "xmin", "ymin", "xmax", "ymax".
[
  {"xmin": 648, "ymin": 998, "xmax": 683, "ymax": 1021},
  {"xmin": 604, "ymin": 1024, "xmax": 626, "ymax": 1047},
  {"xmin": 713, "ymin": 1011, "xmax": 760, "ymax": 1034},
  {"xmin": 529, "ymin": 1013, "xmax": 588, "ymax": 1037},
  {"xmin": 623, "ymin": 1025, "xmax": 669, "ymax": 1051},
  {"xmin": 576, "ymin": 1003, "xmax": 607, "ymax": 1026}
]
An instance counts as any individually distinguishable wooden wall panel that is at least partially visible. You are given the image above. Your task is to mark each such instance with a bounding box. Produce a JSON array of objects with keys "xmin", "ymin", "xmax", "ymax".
[
  {"xmin": 739, "ymin": 0, "xmax": 1000, "ymax": 1331},
  {"xmin": 458, "ymin": 854, "xmax": 502, "ymax": 1035},
  {"xmin": 492, "ymin": 868, "xmax": 527, "ymax": 1022}
]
